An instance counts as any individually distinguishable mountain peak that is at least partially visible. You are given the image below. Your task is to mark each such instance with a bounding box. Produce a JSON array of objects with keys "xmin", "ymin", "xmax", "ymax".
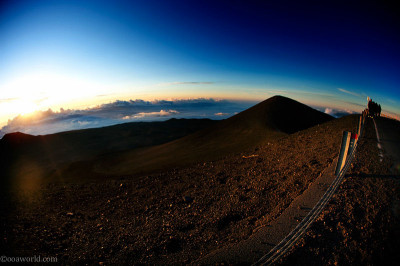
[{"xmin": 227, "ymin": 95, "xmax": 333, "ymax": 134}]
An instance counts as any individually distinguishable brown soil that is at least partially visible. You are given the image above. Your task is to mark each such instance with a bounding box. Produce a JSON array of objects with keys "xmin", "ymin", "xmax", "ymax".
[
  {"xmin": 278, "ymin": 118, "xmax": 400, "ymax": 265},
  {"xmin": 1, "ymin": 115, "xmax": 356, "ymax": 264}
]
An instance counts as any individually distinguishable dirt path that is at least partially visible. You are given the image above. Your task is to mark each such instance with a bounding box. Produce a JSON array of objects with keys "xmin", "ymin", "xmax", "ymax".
[
  {"xmin": 374, "ymin": 117, "xmax": 400, "ymax": 174},
  {"xmin": 198, "ymin": 159, "xmax": 338, "ymax": 264}
]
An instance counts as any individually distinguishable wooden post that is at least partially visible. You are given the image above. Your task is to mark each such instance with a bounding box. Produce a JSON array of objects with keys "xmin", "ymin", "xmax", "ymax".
[
  {"xmin": 357, "ymin": 116, "xmax": 362, "ymax": 136},
  {"xmin": 361, "ymin": 108, "xmax": 368, "ymax": 134},
  {"xmin": 335, "ymin": 131, "xmax": 351, "ymax": 176},
  {"xmin": 348, "ymin": 133, "xmax": 358, "ymax": 158}
]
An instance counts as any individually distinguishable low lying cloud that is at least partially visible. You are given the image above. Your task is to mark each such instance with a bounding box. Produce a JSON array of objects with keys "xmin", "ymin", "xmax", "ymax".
[
  {"xmin": 162, "ymin": 81, "xmax": 215, "ymax": 86},
  {"xmin": 77, "ymin": 120, "xmax": 91, "ymax": 126},
  {"xmin": 0, "ymin": 98, "xmax": 253, "ymax": 138},
  {"xmin": 214, "ymin": 112, "xmax": 230, "ymax": 116},
  {"xmin": 324, "ymin": 107, "xmax": 355, "ymax": 118},
  {"xmin": 123, "ymin": 110, "xmax": 179, "ymax": 119},
  {"xmin": 324, "ymin": 108, "xmax": 334, "ymax": 116}
]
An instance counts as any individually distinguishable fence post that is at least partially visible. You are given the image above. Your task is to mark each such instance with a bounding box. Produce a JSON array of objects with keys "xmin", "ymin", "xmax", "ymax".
[
  {"xmin": 348, "ymin": 133, "xmax": 358, "ymax": 157},
  {"xmin": 335, "ymin": 131, "xmax": 351, "ymax": 176},
  {"xmin": 357, "ymin": 116, "xmax": 362, "ymax": 136}
]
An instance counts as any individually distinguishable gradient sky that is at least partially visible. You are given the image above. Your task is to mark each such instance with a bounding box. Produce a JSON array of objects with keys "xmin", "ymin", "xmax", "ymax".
[{"xmin": 1, "ymin": 0, "xmax": 399, "ymax": 127}]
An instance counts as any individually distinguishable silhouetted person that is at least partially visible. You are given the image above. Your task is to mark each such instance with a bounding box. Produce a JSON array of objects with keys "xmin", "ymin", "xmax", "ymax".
[
  {"xmin": 368, "ymin": 99, "xmax": 374, "ymax": 117},
  {"xmin": 373, "ymin": 102, "xmax": 377, "ymax": 117},
  {"xmin": 367, "ymin": 99, "xmax": 382, "ymax": 117},
  {"xmin": 372, "ymin": 101, "xmax": 376, "ymax": 117}
]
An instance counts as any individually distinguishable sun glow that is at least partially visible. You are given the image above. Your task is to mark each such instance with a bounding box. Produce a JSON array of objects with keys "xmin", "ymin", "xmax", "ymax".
[
  {"xmin": 3, "ymin": 71, "xmax": 108, "ymax": 102},
  {"xmin": 0, "ymin": 71, "xmax": 112, "ymax": 125},
  {"xmin": 5, "ymin": 99, "xmax": 39, "ymax": 116}
]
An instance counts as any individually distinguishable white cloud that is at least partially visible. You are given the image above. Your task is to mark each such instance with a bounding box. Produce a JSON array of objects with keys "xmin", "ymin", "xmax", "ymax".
[
  {"xmin": 77, "ymin": 121, "xmax": 91, "ymax": 126},
  {"xmin": 159, "ymin": 81, "xmax": 215, "ymax": 86},
  {"xmin": 214, "ymin": 112, "xmax": 230, "ymax": 116},
  {"xmin": 123, "ymin": 110, "xmax": 180, "ymax": 119},
  {"xmin": 324, "ymin": 108, "xmax": 334, "ymax": 115},
  {"xmin": 323, "ymin": 107, "xmax": 355, "ymax": 118}
]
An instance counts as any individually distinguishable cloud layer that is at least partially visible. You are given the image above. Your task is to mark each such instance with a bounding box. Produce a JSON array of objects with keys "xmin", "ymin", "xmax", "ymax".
[
  {"xmin": 323, "ymin": 107, "xmax": 355, "ymax": 118},
  {"xmin": 0, "ymin": 99, "xmax": 253, "ymax": 138},
  {"xmin": 123, "ymin": 110, "xmax": 179, "ymax": 119},
  {"xmin": 160, "ymin": 81, "xmax": 215, "ymax": 86}
]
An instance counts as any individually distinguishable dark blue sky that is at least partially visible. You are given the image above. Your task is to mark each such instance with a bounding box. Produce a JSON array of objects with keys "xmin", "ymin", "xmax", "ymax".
[{"xmin": 1, "ymin": 0, "xmax": 399, "ymax": 125}]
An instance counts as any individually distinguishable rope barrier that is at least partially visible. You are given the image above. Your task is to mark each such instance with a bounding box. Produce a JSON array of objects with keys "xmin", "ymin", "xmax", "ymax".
[{"xmin": 253, "ymin": 110, "xmax": 367, "ymax": 265}]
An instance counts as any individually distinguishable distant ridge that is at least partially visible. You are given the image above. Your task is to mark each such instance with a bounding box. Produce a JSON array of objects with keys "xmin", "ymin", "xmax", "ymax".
[
  {"xmin": 1, "ymin": 132, "xmax": 36, "ymax": 146},
  {"xmin": 0, "ymin": 119, "xmax": 216, "ymax": 184},
  {"xmin": 96, "ymin": 96, "xmax": 334, "ymax": 176}
]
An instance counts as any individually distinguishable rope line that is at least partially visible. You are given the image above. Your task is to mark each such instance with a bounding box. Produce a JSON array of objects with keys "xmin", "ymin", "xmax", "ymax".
[{"xmin": 253, "ymin": 113, "xmax": 366, "ymax": 265}]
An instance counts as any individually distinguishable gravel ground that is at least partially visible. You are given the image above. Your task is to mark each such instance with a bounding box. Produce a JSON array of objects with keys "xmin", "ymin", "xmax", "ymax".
[
  {"xmin": 279, "ymin": 117, "xmax": 400, "ymax": 265},
  {"xmin": 2, "ymin": 115, "xmax": 357, "ymax": 265}
]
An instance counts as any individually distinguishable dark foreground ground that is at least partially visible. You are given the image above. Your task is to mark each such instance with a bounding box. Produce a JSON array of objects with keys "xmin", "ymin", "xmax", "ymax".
[
  {"xmin": 279, "ymin": 117, "xmax": 400, "ymax": 265},
  {"xmin": 3, "ymin": 115, "xmax": 399, "ymax": 265},
  {"xmin": 1, "ymin": 115, "xmax": 356, "ymax": 264}
]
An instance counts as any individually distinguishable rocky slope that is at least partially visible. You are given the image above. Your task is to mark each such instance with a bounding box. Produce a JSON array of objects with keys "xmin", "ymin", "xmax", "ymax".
[
  {"xmin": 1, "ymin": 115, "xmax": 356, "ymax": 264},
  {"xmin": 279, "ymin": 117, "xmax": 400, "ymax": 265}
]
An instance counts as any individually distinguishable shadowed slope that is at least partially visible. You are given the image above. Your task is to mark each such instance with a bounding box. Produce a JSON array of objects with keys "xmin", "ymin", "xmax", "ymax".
[
  {"xmin": 0, "ymin": 119, "xmax": 217, "ymax": 188},
  {"xmin": 96, "ymin": 96, "xmax": 333, "ymax": 176},
  {"xmin": 1, "ymin": 118, "xmax": 216, "ymax": 164}
]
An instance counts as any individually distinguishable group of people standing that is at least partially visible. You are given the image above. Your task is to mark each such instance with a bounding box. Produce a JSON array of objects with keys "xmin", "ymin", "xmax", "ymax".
[{"xmin": 368, "ymin": 99, "xmax": 381, "ymax": 117}]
